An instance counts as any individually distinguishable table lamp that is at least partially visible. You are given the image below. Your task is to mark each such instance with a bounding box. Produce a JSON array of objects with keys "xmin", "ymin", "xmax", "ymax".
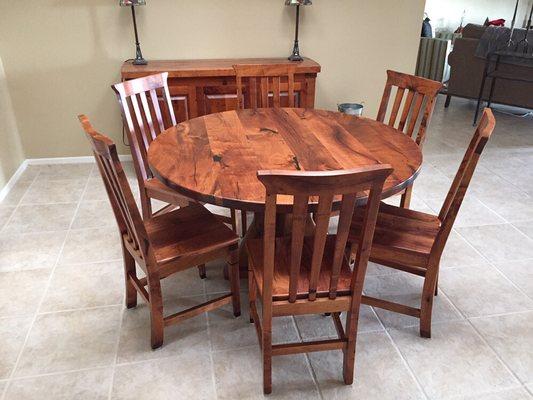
[
  {"xmin": 285, "ymin": 0, "xmax": 312, "ymax": 61},
  {"xmin": 120, "ymin": 0, "xmax": 147, "ymax": 65}
]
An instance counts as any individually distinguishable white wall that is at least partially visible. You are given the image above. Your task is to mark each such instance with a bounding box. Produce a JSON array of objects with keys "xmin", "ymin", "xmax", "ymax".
[
  {"xmin": 0, "ymin": 56, "xmax": 25, "ymax": 190},
  {"xmin": 425, "ymin": 0, "xmax": 532, "ymax": 32}
]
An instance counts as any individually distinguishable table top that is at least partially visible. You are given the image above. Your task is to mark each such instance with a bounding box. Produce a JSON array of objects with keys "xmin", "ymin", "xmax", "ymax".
[{"xmin": 148, "ymin": 108, "xmax": 423, "ymax": 212}]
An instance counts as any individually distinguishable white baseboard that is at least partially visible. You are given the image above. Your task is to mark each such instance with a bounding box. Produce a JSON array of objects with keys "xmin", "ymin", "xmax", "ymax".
[
  {"xmin": 26, "ymin": 154, "xmax": 133, "ymax": 165},
  {"xmin": 0, "ymin": 155, "xmax": 133, "ymax": 203},
  {"xmin": 0, "ymin": 160, "xmax": 29, "ymax": 203}
]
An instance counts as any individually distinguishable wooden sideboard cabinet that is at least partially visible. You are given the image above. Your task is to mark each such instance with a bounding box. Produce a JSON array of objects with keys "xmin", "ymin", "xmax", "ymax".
[{"xmin": 120, "ymin": 58, "xmax": 321, "ymax": 124}]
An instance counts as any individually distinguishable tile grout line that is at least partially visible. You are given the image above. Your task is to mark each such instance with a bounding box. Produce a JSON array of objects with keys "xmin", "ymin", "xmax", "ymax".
[
  {"xmin": 367, "ymin": 302, "xmax": 431, "ymax": 400},
  {"xmin": 203, "ymin": 290, "xmax": 221, "ymax": 400},
  {"xmin": 438, "ymin": 228, "xmax": 533, "ymax": 389},
  {"xmin": 106, "ymin": 305, "xmax": 125, "ymax": 400},
  {"xmin": 290, "ymin": 316, "xmax": 324, "ymax": 400},
  {"xmin": 96, "ymin": 159, "xmax": 121, "ymax": 400},
  {"xmin": 439, "ymin": 283, "xmax": 525, "ymax": 388},
  {"xmin": 0, "ymin": 172, "xmax": 40, "ymax": 234},
  {"xmin": 1, "ymin": 171, "xmax": 92, "ymax": 397},
  {"xmin": 0, "ymin": 172, "xmax": 43, "ymax": 400},
  {"xmin": 444, "ymin": 385, "xmax": 531, "ymax": 400},
  {"xmin": 6, "ymin": 366, "xmax": 111, "ymax": 383},
  {"xmin": 453, "ymin": 228, "xmax": 533, "ymax": 303}
]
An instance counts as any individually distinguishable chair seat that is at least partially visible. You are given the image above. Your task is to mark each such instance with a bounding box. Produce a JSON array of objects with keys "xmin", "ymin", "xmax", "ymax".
[
  {"xmin": 246, "ymin": 235, "xmax": 353, "ymax": 301},
  {"xmin": 146, "ymin": 203, "xmax": 239, "ymax": 265},
  {"xmin": 145, "ymin": 178, "xmax": 190, "ymax": 206},
  {"xmin": 349, "ymin": 202, "xmax": 441, "ymax": 269}
]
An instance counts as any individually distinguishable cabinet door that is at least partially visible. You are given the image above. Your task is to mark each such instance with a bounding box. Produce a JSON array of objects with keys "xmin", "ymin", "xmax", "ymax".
[
  {"xmin": 201, "ymin": 86, "xmax": 239, "ymax": 116},
  {"xmin": 160, "ymin": 85, "xmax": 198, "ymax": 125}
]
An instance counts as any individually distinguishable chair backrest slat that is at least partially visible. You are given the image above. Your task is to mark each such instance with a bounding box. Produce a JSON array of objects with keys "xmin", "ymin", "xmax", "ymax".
[
  {"xmin": 377, "ymin": 70, "xmax": 442, "ymax": 147},
  {"xmin": 308, "ymin": 194, "xmax": 334, "ymax": 301},
  {"xmin": 138, "ymin": 91, "xmax": 158, "ymax": 142},
  {"xmin": 99, "ymin": 156, "xmax": 141, "ymax": 250},
  {"xmin": 405, "ymin": 93, "xmax": 425, "ymax": 140},
  {"xmin": 258, "ymin": 166, "xmax": 392, "ymax": 303},
  {"xmin": 112, "ymin": 72, "xmax": 175, "ymax": 184},
  {"xmin": 433, "ymin": 109, "xmax": 496, "ymax": 260},
  {"xmin": 288, "ymin": 195, "xmax": 308, "ymax": 302},
  {"xmin": 328, "ymin": 193, "xmax": 357, "ymax": 299},
  {"xmin": 234, "ymin": 64, "xmax": 297, "ymax": 110},
  {"xmin": 398, "ymin": 90, "xmax": 415, "ymax": 131},
  {"xmin": 78, "ymin": 115, "xmax": 148, "ymax": 258},
  {"xmin": 388, "ymin": 87, "xmax": 405, "ymax": 127}
]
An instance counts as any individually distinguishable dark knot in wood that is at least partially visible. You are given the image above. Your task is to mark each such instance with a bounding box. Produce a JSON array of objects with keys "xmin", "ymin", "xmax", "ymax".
[
  {"xmin": 260, "ymin": 127, "xmax": 279, "ymax": 134},
  {"xmin": 213, "ymin": 154, "xmax": 223, "ymax": 162},
  {"xmin": 292, "ymin": 156, "xmax": 302, "ymax": 171}
]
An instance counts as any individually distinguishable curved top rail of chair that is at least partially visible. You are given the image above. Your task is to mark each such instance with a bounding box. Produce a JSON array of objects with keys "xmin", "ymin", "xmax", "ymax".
[{"xmin": 148, "ymin": 108, "xmax": 423, "ymax": 212}]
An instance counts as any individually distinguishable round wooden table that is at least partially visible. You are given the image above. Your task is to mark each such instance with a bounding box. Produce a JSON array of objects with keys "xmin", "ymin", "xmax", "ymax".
[{"xmin": 148, "ymin": 108, "xmax": 423, "ymax": 212}]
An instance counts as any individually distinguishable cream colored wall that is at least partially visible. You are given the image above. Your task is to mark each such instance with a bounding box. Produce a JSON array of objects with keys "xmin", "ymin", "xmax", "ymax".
[
  {"xmin": 426, "ymin": 0, "xmax": 532, "ymax": 32},
  {"xmin": 0, "ymin": 55, "xmax": 25, "ymax": 189},
  {"xmin": 0, "ymin": 0, "xmax": 425, "ymax": 158}
]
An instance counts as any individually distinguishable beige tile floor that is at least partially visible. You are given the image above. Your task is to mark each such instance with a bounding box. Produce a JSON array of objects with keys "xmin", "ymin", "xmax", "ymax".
[{"xmin": 1, "ymin": 96, "xmax": 533, "ymax": 399}]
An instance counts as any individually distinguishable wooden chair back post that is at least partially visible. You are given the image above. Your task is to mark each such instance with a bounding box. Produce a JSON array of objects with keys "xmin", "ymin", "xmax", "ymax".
[
  {"xmin": 112, "ymin": 72, "xmax": 176, "ymax": 184},
  {"xmin": 377, "ymin": 70, "xmax": 443, "ymax": 147},
  {"xmin": 78, "ymin": 115, "xmax": 148, "ymax": 258},
  {"xmin": 432, "ymin": 108, "xmax": 495, "ymax": 260},
  {"xmin": 257, "ymin": 165, "xmax": 393, "ymax": 304},
  {"xmin": 234, "ymin": 64, "xmax": 296, "ymax": 109}
]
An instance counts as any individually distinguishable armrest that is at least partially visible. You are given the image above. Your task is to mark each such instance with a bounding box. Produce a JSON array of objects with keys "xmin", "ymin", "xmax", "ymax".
[{"xmin": 448, "ymin": 38, "xmax": 479, "ymax": 67}]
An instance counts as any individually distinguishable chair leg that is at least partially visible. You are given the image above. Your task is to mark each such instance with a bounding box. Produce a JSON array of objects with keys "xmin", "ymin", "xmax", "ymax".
[
  {"xmin": 141, "ymin": 191, "xmax": 153, "ymax": 220},
  {"xmin": 197, "ymin": 264, "xmax": 207, "ymax": 279},
  {"xmin": 122, "ymin": 242, "xmax": 137, "ymax": 309},
  {"xmin": 342, "ymin": 307, "xmax": 360, "ymax": 385},
  {"xmin": 228, "ymin": 246, "xmax": 241, "ymax": 317},
  {"xmin": 248, "ymin": 264, "xmax": 257, "ymax": 323},
  {"xmin": 262, "ymin": 305, "xmax": 273, "ymax": 394},
  {"xmin": 420, "ymin": 267, "xmax": 439, "ymax": 338},
  {"xmin": 444, "ymin": 94, "xmax": 451, "ymax": 108},
  {"xmin": 400, "ymin": 185, "xmax": 413, "ymax": 209},
  {"xmin": 223, "ymin": 264, "xmax": 229, "ymax": 280},
  {"xmin": 147, "ymin": 272, "xmax": 164, "ymax": 349},
  {"xmin": 230, "ymin": 208, "xmax": 238, "ymax": 234},
  {"xmin": 241, "ymin": 210, "xmax": 248, "ymax": 238}
]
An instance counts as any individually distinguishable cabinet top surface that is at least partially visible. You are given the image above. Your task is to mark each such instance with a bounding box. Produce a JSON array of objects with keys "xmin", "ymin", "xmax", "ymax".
[{"xmin": 121, "ymin": 57, "xmax": 321, "ymax": 78}]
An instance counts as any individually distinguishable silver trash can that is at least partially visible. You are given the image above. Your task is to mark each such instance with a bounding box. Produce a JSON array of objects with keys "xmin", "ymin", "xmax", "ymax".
[{"xmin": 338, "ymin": 103, "xmax": 364, "ymax": 116}]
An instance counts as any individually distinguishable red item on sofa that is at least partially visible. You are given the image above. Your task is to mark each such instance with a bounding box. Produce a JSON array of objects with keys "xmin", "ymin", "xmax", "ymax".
[{"xmin": 488, "ymin": 18, "xmax": 506, "ymax": 26}]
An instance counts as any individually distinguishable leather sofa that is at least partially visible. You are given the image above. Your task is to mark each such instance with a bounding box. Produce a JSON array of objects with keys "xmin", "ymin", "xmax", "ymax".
[{"xmin": 445, "ymin": 24, "xmax": 533, "ymax": 110}]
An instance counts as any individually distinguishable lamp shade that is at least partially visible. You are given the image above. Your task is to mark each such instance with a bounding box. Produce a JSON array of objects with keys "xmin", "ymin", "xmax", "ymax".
[
  {"xmin": 285, "ymin": 0, "xmax": 312, "ymax": 5},
  {"xmin": 119, "ymin": 0, "xmax": 146, "ymax": 6}
]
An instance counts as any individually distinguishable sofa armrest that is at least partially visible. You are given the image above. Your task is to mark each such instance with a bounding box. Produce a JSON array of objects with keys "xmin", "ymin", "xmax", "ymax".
[
  {"xmin": 447, "ymin": 38, "xmax": 486, "ymax": 98},
  {"xmin": 448, "ymin": 38, "xmax": 479, "ymax": 67}
]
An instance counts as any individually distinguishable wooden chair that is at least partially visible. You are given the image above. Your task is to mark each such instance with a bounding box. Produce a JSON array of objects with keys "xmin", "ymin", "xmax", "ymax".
[
  {"xmin": 78, "ymin": 115, "xmax": 241, "ymax": 349},
  {"xmin": 234, "ymin": 64, "xmax": 297, "ymax": 110},
  {"xmin": 246, "ymin": 165, "xmax": 393, "ymax": 394},
  {"xmin": 112, "ymin": 73, "xmax": 238, "ymax": 234},
  {"xmin": 377, "ymin": 70, "xmax": 443, "ymax": 208},
  {"xmin": 349, "ymin": 108, "xmax": 496, "ymax": 338}
]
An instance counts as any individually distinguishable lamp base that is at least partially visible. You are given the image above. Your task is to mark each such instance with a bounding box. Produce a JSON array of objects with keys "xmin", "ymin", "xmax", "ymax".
[
  {"xmin": 288, "ymin": 40, "xmax": 303, "ymax": 62},
  {"xmin": 288, "ymin": 54, "xmax": 304, "ymax": 62},
  {"xmin": 133, "ymin": 58, "xmax": 148, "ymax": 65}
]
